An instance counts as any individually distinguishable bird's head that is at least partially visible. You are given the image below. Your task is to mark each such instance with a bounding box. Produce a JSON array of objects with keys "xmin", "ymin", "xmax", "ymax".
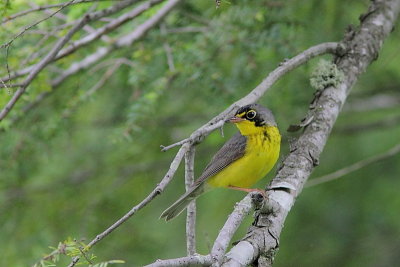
[{"xmin": 228, "ymin": 104, "xmax": 277, "ymax": 135}]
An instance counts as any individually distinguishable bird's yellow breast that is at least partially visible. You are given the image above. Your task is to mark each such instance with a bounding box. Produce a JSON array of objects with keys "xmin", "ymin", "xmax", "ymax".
[{"xmin": 207, "ymin": 126, "xmax": 281, "ymax": 188}]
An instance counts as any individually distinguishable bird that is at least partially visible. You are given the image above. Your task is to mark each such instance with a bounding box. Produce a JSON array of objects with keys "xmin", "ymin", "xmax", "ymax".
[{"xmin": 160, "ymin": 103, "xmax": 281, "ymax": 221}]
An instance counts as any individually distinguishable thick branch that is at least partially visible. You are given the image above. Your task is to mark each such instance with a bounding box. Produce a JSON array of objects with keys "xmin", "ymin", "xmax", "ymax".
[
  {"xmin": 144, "ymin": 255, "xmax": 212, "ymax": 267},
  {"xmin": 223, "ymin": 1, "xmax": 400, "ymax": 266}
]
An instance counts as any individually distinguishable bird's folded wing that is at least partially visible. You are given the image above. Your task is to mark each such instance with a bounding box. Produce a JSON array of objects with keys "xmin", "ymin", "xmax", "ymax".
[{"xmin": 195, "ymin": 132, "xmax": 247, "ymax": 185}]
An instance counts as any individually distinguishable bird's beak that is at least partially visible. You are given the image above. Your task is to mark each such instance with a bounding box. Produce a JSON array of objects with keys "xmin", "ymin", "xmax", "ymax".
[{"xmin": 227, "ymin": 116, "xmax": 246, "ymax": 123}]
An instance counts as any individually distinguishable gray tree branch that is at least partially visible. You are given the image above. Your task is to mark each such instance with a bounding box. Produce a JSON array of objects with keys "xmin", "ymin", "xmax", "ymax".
[
  {"xmin": 306, "ymin": 143, "xmax": 400, "ymax": 187},
  {"xmin": 185, "ymin": 146, "xmax": 197, "ymax": 256}
]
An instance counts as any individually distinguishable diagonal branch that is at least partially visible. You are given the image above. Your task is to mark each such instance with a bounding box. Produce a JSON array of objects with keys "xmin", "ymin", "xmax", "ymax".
[
  {"xmin": 0, "ymin": 0, "xmax": 105, "ymax": 24},
  {"xmin": 306, "ymin": 143, "xmax": 400, "ymax": 187},
  {"xmin": 67, "ymin": 143, "xmax": 190, "ymax": 267},
  {"xmin": 223, "ymin": 1, "xmax": 400, "ymax": 266}
]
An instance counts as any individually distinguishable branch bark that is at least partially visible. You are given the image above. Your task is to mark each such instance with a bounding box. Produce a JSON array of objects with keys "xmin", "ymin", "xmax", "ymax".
[
  {"xmin": 67, "ymin": 143, "xmax": 190, "ymax": 267},
  {"xmin": 223, "ymin": 1, "xmax": 400, "ymax": 266},
  {"xmin": 185, "ymin": 146, "xmax": 197, "ymax": 256}
]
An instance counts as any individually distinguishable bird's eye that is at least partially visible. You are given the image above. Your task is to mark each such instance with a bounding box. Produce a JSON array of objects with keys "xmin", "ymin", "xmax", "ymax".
[{"xmin": 246, "ymin": 110, "xmax": 257, "ymax": 120}]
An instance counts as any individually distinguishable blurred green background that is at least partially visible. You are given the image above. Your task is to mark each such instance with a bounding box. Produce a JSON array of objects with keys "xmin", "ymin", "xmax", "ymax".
[{"xmin": 1, "ymin": 0, "xmax": 400, "ymax": 266}]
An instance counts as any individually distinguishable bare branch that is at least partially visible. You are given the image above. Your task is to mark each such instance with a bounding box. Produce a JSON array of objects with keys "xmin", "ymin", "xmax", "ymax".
[
  {"xmin": 68, "ymin": 143, "xmax": 190, "ymax": 267},
  {"xmin": 184, "ymin": 146, "xmax": 196, "ymax": 256},
  {"xmin": 343, "ymin": 93, "xmax": 400, "ymax": 112},
  {"xmin": 223, "ymin": 1, "xmax": 400, "ymax": 265},
  {"xmin": 0, "ymin": 0, "xmax": 106, "ymax": 24},
  {"xmin": 144, "ymin": 255, "xmax": 212, "ymax": 267},
  {"xmin": 210, "ymin": 194, "xmax": 256, "ymax": 266},
  {"xmin": 306, "ymin": 143, "xmax": 400, "ymax": 187}
]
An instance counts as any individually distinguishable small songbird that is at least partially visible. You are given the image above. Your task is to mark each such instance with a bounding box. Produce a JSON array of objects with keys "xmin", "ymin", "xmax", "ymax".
[{"xmin": 160, "ymin": 104, "xmax": 281, "ymax": 221}]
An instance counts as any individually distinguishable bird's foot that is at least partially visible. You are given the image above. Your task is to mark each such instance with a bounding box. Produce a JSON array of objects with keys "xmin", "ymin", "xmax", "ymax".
[{"xmin": 227, "ymin": 186, "xmax": 267, "ymax": 198}]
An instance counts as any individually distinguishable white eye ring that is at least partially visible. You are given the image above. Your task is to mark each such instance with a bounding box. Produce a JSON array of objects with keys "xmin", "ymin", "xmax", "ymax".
[{"xmin": 246, "ymin": 110, "xmax": 256, "ymax": 119}]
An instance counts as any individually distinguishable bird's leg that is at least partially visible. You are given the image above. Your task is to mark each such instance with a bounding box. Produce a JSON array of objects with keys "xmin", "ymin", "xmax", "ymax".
[{"xmin": 227, "ymin": 186, "xmax": 267, "ymax": 198}]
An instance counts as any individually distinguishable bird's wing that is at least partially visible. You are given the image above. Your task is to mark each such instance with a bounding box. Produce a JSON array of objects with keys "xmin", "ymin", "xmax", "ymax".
[{"xmin": 194, "ymin": 132, "xmax": 247, "ymax": 185}]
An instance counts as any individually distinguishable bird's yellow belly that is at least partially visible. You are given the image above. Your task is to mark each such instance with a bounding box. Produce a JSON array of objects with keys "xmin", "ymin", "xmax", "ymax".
[{"xmin": 207, "ymin": 130, "xmax": 280, "ymax": 188}]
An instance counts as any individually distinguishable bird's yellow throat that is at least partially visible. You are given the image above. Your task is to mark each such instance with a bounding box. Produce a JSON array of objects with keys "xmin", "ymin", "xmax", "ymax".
[{"xmin": 207, "ymin": 121, "xmax": 281, "ymax": 188}]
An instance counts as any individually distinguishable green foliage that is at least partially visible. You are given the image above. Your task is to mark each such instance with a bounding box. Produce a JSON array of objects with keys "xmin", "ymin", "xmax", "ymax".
[
  {"xmin": 32, "ymin": 238, "xmax": 124, "ymax": 267},
  {"xmin": 0, "ymin": 0, "xmax": 400, "ymax": 266},
  {"xmin": 310, "ymin": 59, "xmax": 344, "ymax": 90}
]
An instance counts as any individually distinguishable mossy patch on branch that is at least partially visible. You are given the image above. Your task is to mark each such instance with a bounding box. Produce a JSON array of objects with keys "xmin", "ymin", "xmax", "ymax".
[{"xmin": 310, "ymin": 59, "xmax": 344, "ymax": 90}]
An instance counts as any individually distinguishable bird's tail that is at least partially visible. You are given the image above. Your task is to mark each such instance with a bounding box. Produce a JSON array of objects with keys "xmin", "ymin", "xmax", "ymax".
[{"xmin": 160, "ymin": 184, "xmax": 205, "ymax": 221}]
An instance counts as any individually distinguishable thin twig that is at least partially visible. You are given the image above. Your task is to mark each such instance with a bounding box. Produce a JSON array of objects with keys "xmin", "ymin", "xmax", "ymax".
[
  {"xmin": 0, "ymin": 0, "xmax": 76, "ymax": 49},
  {"xmin": 161, "ymin": 138, "xmax": 190, "ymax": 151},
  {"xmin": 55, "ymin": 0, "xmax": 164, "ymax": 60},
  {"xmin": 67, "ymin": 143, "xmax": 190, "ymax": 267},
  {"xmin": 334, "ymin": 115, "xmax": 400, "ymax": 135},
  {"xmin": 184, "ymin": 146, "xmax": 196, "ymax": 256},
  {"xmin": 166, "ymin": 26, "xmax": 209, "ymax": 34},
  {"xmin": 306, "ymin": 143, "xmax": 400, "ymax": 187},
  {"xmin": 0, "ymin": 82, "xmax": 22, "ymax": 89},
  {"xmin": 160, "ymin": 23, "xmax": 176, "ymax": 72},
  {"xmin": 0, "ymin": 0, "xmax": 106, "ymax": 24},
  {"xmin": 0, "ymin": 78, "xmax": 11, "ymax": 95}
]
